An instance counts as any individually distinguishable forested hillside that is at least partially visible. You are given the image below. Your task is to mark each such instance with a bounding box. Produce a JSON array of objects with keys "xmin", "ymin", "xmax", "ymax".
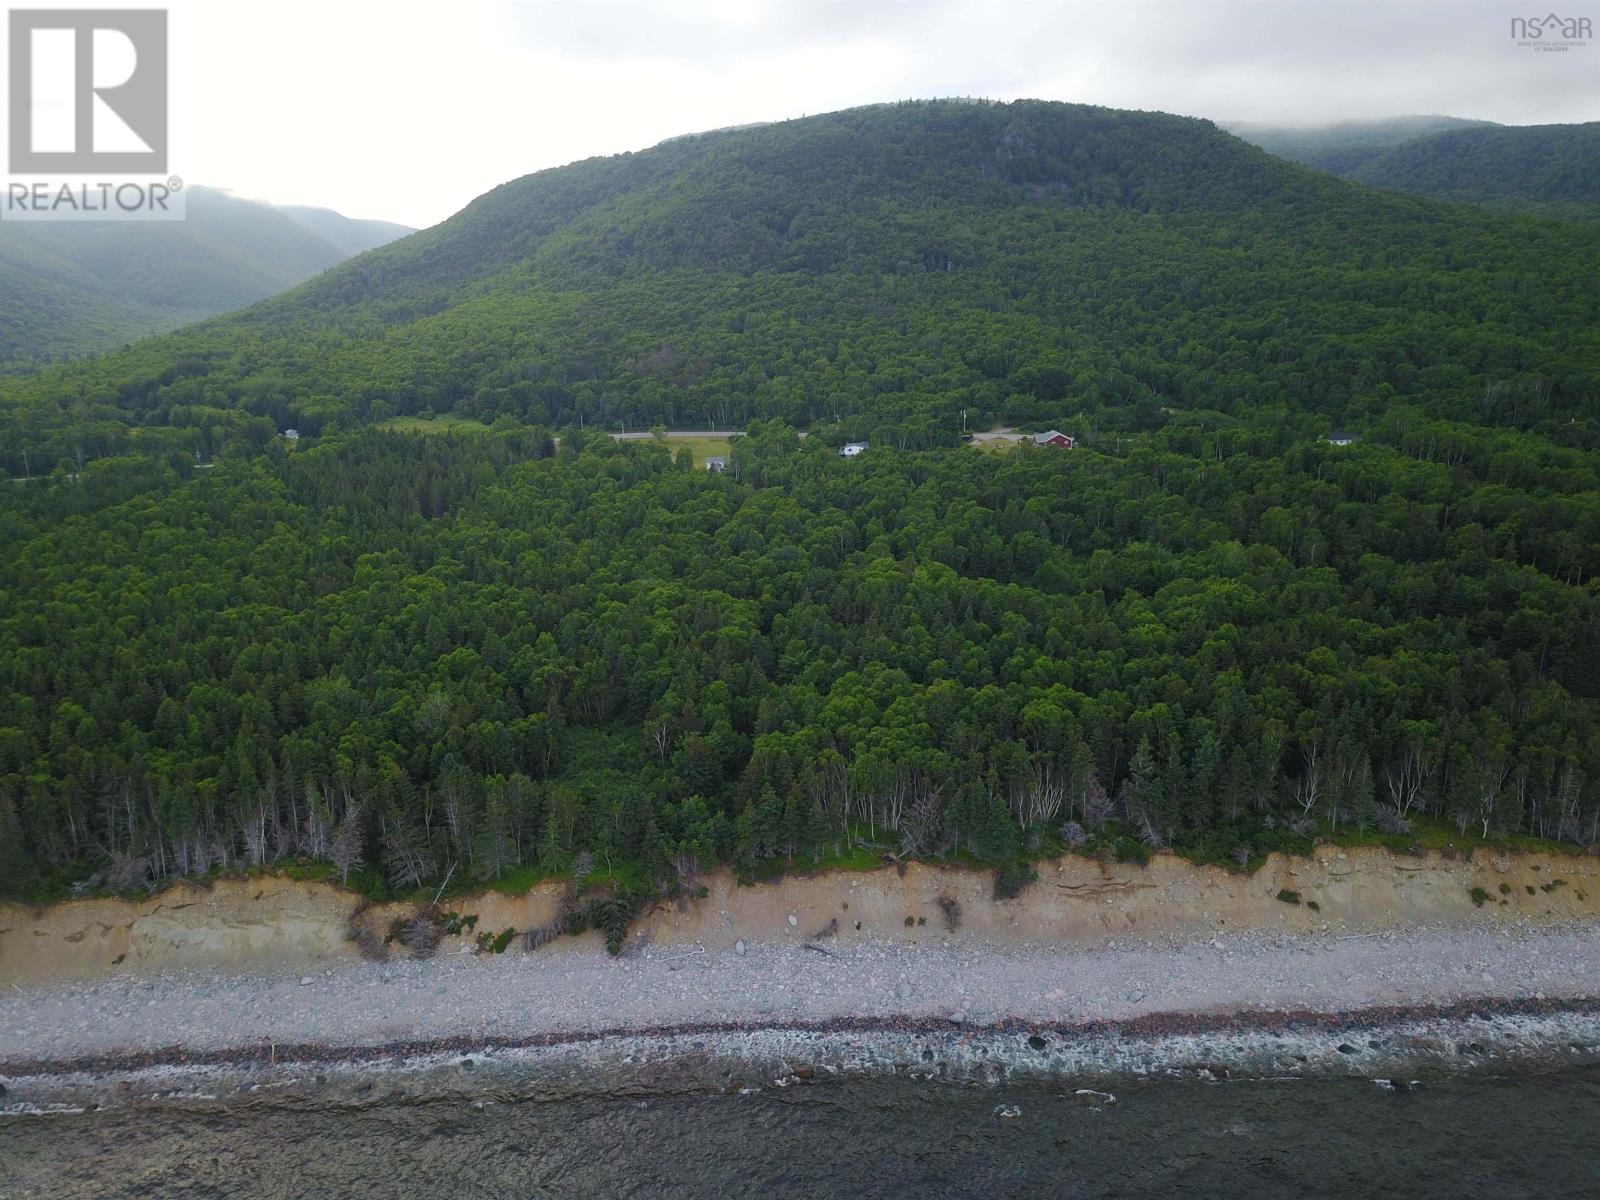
[
  {"xmin": 4, "ymin": 100, "xmax": 1598, "ymax": 479},
  {"xmin": 1347, "ymin": 123, "xmax": 1600, "ymax": 221},
  {"xmin": 1, "ymin": 101, "xmax": 1597, "ymax": 911},
  {"xmin": 1231, "ymin": 116, "xmax": 1495, "ymax": 175},
  {"xmin": 0, "ymin": 188, "xmax": 411, "ymax": 370},
  {"xmin": 1238, "ymin": 118, "xmax": 1600, "ymax": 221}
]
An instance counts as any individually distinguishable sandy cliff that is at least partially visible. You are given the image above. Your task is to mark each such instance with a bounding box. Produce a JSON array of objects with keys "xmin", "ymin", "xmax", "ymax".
[{"xmin": 2, "ymin": 845, "xmax": 1597, "ymax": 985}]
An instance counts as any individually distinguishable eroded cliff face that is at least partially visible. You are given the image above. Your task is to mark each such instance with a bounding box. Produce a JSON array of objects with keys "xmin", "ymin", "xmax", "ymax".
[{"xmin": 2, "ymin": 846, "xmax": 1596, "ymax": 986}]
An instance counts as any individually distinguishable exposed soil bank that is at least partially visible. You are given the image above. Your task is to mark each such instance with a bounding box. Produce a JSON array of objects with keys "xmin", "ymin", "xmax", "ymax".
[{"xmin": 3, "ymin": 845, "xmax": 1598, "ymax": 985}]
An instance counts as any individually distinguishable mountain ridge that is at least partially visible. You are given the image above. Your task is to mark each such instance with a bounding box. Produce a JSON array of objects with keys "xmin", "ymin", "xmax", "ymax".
[
  {"xmin": 1229, "ymin": 115, "xmax": 1498, "ymax": 174},
  {"xmin": 1235, "ymin": 116, "xmax": 1600, "ymax": 219},
  {"xmin": 1347, "ymin": 122, "xmax": 1600, "ymax": 220},
  {"xmin": 0, "ymin": 187, "xmax": 413, "ymax": 369},
  {"xmin": 2, "ymin": 99, "xmax": 1597, "ymax": 473}
]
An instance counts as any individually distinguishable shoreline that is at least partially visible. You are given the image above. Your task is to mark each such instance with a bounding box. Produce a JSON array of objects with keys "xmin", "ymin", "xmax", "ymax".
[
  {"xmin": 4, "ymin": 923, "xmax": 1599, "ymax": 1107},
  {"xmin": 7, "ymin": 852, "xmax": 1599, "ymax": 1116},
  {"xmin": 5, "ymin": 998, "xmax": 1600, "ymax": 1121},
  {"xmin": 7, "ymin": 994, "xmax": 1600, "ymax": 1081}
]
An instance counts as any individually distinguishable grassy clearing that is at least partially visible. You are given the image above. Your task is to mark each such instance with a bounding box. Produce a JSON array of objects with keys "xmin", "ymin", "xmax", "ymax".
[
  {"xmin": 967, "ymin": 436, "xmax": 1022, "ymax": 454},
  {"xmin": 377, "ymin": 413, "xmax": 493, "ymax": 434},
  {"xmin": 619, "ymin": 433, "xmax": 735, "ymax": 467},
  {"xmin": 669, "ymin": 435, "xmax": 734, "ymax": 466}
]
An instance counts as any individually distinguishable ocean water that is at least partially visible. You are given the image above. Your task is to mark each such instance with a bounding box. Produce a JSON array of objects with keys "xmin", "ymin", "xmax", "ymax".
[{"xmin": 5, "ymin": 1065, "xmax": 1600, "ymax": 1199}]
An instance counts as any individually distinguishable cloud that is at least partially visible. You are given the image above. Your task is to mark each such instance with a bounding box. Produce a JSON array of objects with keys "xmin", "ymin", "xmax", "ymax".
[{"xmin": 511, "ymin": 0, "xmax": 959, "ymax": 60}]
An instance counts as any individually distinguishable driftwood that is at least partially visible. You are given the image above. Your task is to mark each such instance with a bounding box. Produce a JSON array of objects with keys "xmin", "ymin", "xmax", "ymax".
[{"xmin": 655, "ymin": 947, "xmax": 706, "ymax": 963}]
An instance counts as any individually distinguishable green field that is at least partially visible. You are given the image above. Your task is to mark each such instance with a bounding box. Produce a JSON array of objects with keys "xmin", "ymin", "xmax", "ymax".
[
  {"xmin": 374, "ymin": 419, "xmax": 731, "ymax": 467},
  {"xmin": 968, "ymin": 437, "xmax": 1017, "ymax": 454},
  {"xmin": 616, "ymin": 433, "xmax": 735, "ymax": 467},
  {"xmin": 377, "ymin": 412, "xmax": 493, "ymax": 434},
  {"xmin": 666, "ymin": 434, "xmax": 734, "ymax": 466}
]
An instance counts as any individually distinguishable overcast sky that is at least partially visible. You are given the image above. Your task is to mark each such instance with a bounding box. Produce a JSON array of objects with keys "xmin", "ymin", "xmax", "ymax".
[{"xmin": 21, "ymin": 0, "xmax": 1599, "ymax": 228}]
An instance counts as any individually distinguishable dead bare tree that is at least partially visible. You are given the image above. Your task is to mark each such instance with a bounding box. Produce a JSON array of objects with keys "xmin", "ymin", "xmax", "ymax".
[
  {"xmin": 1294, "ymin": 741, "xmax": 1323, "ymax": 817},
  {"xmin": 1382, "ymin": 738, "xmax": 1435, "ymax": 818},
  {"xmin": 1477, "ymin": 756, "xmax": 1511, "ymax": 839},
  {"xmin": 104, "ymin": 846, "xmax": 152, "ymax": 893},
  {"xmin": 242, "ymin": 803, "xmax": 270, "ymax": 868},
  {"xmin": 646, "ymin": 714, "xmax": 674, "ymax": 760},
  {"xmin": 1374, "ymin": 804, "xmax": 1411, "ymax": 834},
  {"xmin": 303, "ymin": 783, "xmax": 332, "ymax": 861},
  {"xmin": 1135, "ymin": 808, "xmax": 1165, "ymax": 850},
  {"xmin": 1254, "ymin": 726, "xmax": 1285, "ymax": 813},
  {"xmin": 1080, "ymin": 770, "xmax": 1112, "ymax": 829},
  {"xmin": 805, "ymin": 756, "xmax": 851, "ymax": 844},
  {"xmin": 899, "ymin": 787, "xmax": 944, "ymax": 858},
  {"xmin": 1009, "ymin": 759, "xmax": 1066, "ymax": 830},
  {"xmin": 1553, "ymin": 763, "xmax": 1586, "ymax": 843},
  {"xmin": 672, "ymin": 851, "xmax": 700, "ymax": 882},
  {"xmin": 329, "ymin": 805, "xmax": 364, "ymax": 885},
  {"xmin": 402, "ymin": 909, "xmax": 442, "ymax": 957}
]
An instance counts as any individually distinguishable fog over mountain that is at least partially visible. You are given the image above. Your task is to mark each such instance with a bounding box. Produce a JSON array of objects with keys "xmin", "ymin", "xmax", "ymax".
[
  {"xmin": 0, "ymin": 188, "xmax": 411, "ymax": 369},
  {"xmin": 1236, "ymin": 116, "xmax": 1600, "ymax": 220}
]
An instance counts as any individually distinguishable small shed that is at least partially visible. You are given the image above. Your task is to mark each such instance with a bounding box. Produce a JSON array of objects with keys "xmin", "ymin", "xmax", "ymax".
[
  {"xmin": 840, "ymin": 442, "xmax": 869, "ymax": 458},
  {"xmin": 705, "ymin": 456, "xmax": 727, "ymax": 472}
]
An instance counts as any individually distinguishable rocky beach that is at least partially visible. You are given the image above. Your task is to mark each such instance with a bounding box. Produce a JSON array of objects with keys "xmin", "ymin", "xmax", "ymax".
[
  {"xmin": 6, "ymin": 863, "xmax": 1600, "ymax": 1200},
  {"xmin": 4, "ymin": 922, "xmax": 1600, "ymax": 1092},
  {"xmin": 5, "ymin": 847, "xmax": 1600, "ymax": 1114}
]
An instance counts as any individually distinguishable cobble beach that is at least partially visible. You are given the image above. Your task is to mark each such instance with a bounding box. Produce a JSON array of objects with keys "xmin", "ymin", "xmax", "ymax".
[{"xmin": 5, "ymin": 923, "xmax": 1598, "ymax": 1077}]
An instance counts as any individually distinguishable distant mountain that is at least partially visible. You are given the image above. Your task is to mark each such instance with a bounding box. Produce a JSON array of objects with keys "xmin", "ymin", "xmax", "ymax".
[
  {"xmin": 274, "ymin": 206, "xmax": 414, "ymax": 258},
  {"xmin": 0, "ymin": 188, "xmax": 412, "ymax": 368},
  {"xmin": 1235, "ymin": 117, "xmax": 1600, "ymax": 220},
  {"xmin": 1345, "ymin": 123, "xmax": 1600, "ymax": 220},
  {"xmin": 1229, "ymin": 116, "xmax": 1496, "ymax": 175},
  {"xmin": 3, "ymin": 99, "xmax": 1598, "ymax": 468}
]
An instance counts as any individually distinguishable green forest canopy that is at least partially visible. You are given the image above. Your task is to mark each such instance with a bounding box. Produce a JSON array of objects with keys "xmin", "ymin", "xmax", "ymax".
[
  {"xmin": 1237, "ymin": 118, "xmax": 1600, "ymax": 222},
  {"xmin": 4, "ymin": 100, "xmax": 1598, "ymax": 477},
  {"xmin": 0, "ymin": 101, "xmax": 1597, "ymax": 910}
]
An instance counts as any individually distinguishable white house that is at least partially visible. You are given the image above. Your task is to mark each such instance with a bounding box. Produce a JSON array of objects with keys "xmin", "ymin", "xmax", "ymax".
[
  {"xmin": 840, "ymin": 442, "xmax": 868, "ymax": 458},
  {"xmin": 705, "ymin": 456, "xmax": 727, "ymax": 472},
  {"xmin": 1324, "ymin": 432, "xmax": 1357, "ymax": 447},
  {"xmin": 283, "ymin": 429, "xmax": 300, "ymax": 441}
]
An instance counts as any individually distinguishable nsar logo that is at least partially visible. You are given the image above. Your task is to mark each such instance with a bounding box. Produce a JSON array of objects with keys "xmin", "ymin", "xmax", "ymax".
[{"xmin": 1510, "ymin": 12, "xmax": 1592, "ymax": 50}]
